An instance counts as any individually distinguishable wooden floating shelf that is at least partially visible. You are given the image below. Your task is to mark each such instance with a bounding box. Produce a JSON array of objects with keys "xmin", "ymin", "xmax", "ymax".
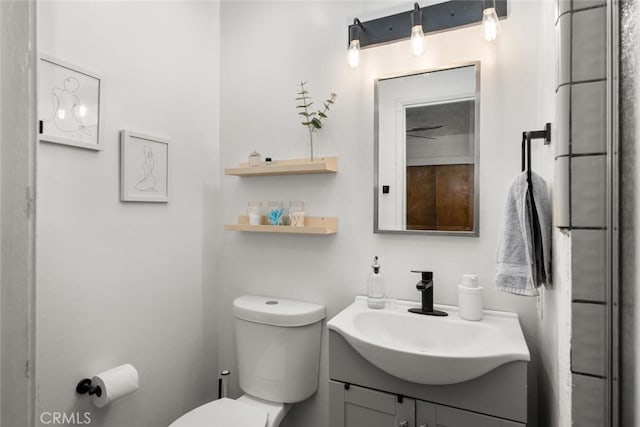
[
  {"xmin": 225, "ymin": 215, "xmax": 338, "ymax": 235},
  {"xmin": 224, "ymin": 156, "xmax": 338, "ymax": 177}
]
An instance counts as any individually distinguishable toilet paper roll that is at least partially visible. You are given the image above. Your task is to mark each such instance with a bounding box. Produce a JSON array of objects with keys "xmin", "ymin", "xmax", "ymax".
[{"xmin": 91, "ymin": 364, "xmax": 139, "ymax": 408}]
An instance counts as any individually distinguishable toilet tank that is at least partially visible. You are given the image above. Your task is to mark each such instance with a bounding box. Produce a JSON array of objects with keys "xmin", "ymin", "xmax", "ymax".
[{"xmin": 233, "ymin": 295, "xmax": 325, "ymax": 404}]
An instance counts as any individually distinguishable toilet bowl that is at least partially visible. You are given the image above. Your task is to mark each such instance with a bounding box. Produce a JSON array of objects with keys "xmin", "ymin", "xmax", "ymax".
[
  {"xmin": 236, "ymin": 394, "xmax": 291, "ymax": 427},
  {"xmin": 169, "ymin": 295, "xmax": 325, "ymax": 427},
  {"xmin": 168, "ymin": 398, "xmax": 267, "ymax": 427},
  {"xmin": 168, "ymin": 395, "xmax": 290, "ymax": 427}
]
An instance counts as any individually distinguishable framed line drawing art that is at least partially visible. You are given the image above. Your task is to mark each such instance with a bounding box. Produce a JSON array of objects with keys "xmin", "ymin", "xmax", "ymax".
[
  {"xmin": 38, "ymin": 55, "xmax": 104, "ymax": 150},
  {"xmin": 120, "ymin": 131, "xmax": 169, "ymax": 203}
]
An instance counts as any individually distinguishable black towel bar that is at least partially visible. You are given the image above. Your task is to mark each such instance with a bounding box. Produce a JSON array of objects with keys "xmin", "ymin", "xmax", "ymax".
[
  {"xmin": 521, "ymin": 123, "xmax": 551, "ymax": 283},
  {"xmin": 521, "ymin": 123, "xmax": 551, "ymax": 190}
]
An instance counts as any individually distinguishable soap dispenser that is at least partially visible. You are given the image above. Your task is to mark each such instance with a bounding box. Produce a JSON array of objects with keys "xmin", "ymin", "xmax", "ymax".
[
  {"xmin": 458, "ymin": 274, "xmax": 483, "ymax": 321},
  {"xmin": 367, "ymin": 256, "xmax": 386, "ymax": 309}
]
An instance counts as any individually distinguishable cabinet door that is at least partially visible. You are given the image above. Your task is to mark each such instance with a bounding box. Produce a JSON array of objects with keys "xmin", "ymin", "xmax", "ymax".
[
  {"xmin": 416, "ymin": 400, "xmax": 525, "ymax": 427},
  {"xmin": 330, "ymin": 381, "xmax": 415, "ymax": 427}
]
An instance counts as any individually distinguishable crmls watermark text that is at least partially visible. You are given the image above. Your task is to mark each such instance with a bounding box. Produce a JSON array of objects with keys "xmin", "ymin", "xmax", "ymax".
[{"xmin": 40, "ymin": 412, "xmax": 92, "ymax": 425}]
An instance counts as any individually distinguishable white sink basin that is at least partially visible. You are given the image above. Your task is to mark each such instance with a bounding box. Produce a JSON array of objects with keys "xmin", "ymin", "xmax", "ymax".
[{"xmin": 327, "ymin": 296, "xmax": 530, "ymax": 385}]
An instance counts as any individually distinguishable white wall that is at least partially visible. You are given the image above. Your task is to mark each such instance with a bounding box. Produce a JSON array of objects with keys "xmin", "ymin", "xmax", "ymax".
[
  {"xmin": 36, "ymin": 2, "xmax": 219, "ymax": 426},
  {"xmin": 1, "ymin": 1, "xmax": 37, "ymax": 426},
  {"xmin": 219, "ymin": 2, "xmax": 559, "ymax": 426},
  {"xmin": 634, "ymin": 1, "xmax": 640, "ymax": 419},
  {"xmin": 203, "ymin": 1, "xmax": 222, "ymax": 402},
  {"xmin": 533, "ymin": 2, "xmax": 572, "ymax": 426},
  {"xmin": 0, "ymin": 2, "xmax": 3, "ymax": 412}
]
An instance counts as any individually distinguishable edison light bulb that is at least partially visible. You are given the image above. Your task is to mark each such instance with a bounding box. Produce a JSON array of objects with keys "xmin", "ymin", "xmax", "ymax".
[
  {"xmin": 410, "ymin": 25, "xmax": 425, "ymax": 56},
  {"xmin": 482, "ymin": 7, "xmax": 500, "ymax": 42},
  {"xmin": 347, "ymin": 39, "xmax": 360, "ymax": 68}
]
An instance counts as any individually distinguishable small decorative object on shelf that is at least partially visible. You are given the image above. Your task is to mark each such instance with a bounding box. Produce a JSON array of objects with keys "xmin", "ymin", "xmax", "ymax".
[
  {"xmin": 267, "ymin": 201, "xmax": 284, "ymax": 225},
  {"xmin": 289, "ymin": 201, "xmax": 305, "ymax": 227},
  {"xmin": 247, "ymin": 201, "xmax": 263, "ymax": 225},
  {"xmin": 265, "ymin": 157, "xmax": 272, "ymax": 165},
  {"xmin": 248, "ymin": 150, "xmax": 261, "ymax": 167},
  {"xmin": 296, "ymin": 81, "xmax": 337, "ymax": 162}
]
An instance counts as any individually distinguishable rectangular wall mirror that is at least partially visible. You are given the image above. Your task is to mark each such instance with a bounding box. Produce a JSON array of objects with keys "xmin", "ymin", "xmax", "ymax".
[{"xmin": 374, "ymin": 62, "xmax": 480, "ymax": 236}]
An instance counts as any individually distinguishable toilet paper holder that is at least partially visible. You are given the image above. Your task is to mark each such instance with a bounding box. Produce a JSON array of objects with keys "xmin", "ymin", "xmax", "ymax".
[{"xmin": 76, "ymin": 378, "xmax": 102, "ymax": 397}]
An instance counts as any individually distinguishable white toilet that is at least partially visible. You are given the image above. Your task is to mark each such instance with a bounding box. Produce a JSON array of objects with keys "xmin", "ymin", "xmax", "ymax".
[{"xmin": 170, "ymin": 295, "xmax": 325, "ymax": 427}]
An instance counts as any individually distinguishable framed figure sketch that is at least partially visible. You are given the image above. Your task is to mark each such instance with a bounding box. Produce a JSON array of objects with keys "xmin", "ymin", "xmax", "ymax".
[
  {"xmin": 38, "ymin": 55, "xmax": 104, "ymax": 150},
  {"xmin": 120, "ymin": 131, "xmax": 169, "ymax": 203}
]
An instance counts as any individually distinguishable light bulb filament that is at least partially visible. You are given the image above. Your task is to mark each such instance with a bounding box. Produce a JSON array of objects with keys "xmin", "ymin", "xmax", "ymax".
[
  {"xmin": 411, "ymin": 25, "xmax": 424, "ymax": 56},
  {"xmin": 347, "ymin": 39, "xmax": 360, "ymax": 68}
]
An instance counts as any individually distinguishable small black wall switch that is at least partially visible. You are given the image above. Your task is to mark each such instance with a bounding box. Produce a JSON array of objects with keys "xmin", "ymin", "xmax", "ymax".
[{"xmin": 382, "ymin": 185, "xmax": 390, "ymax": 194}]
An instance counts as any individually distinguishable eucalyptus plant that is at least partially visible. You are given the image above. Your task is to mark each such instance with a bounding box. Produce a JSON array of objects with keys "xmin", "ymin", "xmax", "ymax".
[{"xmin": 296, "ymin": 81, "xmax": 337, "ymax": 161}]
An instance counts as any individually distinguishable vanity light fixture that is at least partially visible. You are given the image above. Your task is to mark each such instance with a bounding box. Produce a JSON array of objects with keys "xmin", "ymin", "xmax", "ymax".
[
  {"xmin": 410, "ymin": 3, "xmax": 424, "ymax": 57},
  {"xmin": 347, "ymin": 18, "xmax": 364, "ymax": 68},
  {"xmin": 482, "ymin": 0, "xmax": 501, "ymax": 42},
  {"xmin": 347, "ymin": 0, "xmax": 507, "ymax": 67}
]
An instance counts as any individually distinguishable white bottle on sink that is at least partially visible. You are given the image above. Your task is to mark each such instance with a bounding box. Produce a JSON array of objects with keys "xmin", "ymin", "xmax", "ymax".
[
  {"xmin": 458, "ymin": 274, "xmax": 483, "ymax": 321},
  {"xmin": 367, "ymin": 256, "xmax": 386, "ymax": 309}
]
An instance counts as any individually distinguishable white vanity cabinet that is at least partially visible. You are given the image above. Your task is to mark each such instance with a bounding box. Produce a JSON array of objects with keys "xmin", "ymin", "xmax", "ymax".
[
  {"xmin": 329, "ymin": 382, "xmax": 415, "ymax": 427},
  {"xmin": 416, "ymin": 401, "xmax": 525, "ymax": 427},
  {"xmin": 330, "ymin": 381, "xmax": 524, "ymax": 427},
  {"xmin": 329, "ymin": 330, "xmax": 528, "ymax": 427}
]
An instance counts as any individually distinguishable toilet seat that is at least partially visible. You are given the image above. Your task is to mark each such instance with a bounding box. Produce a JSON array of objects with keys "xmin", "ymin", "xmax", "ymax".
[
  {"xmin": 237, "ymin": 394, "xmax": 290, "ymax": 427},
  {"xmin": 169, "ymin": 397, "xmax": 267, "ymax": 427}
]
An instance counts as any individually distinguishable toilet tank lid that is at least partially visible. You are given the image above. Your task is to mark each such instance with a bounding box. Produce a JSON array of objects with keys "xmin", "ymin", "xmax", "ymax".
[{"xmin": 233, "ymin": 295, "xmax": 325, "ymax": 327}]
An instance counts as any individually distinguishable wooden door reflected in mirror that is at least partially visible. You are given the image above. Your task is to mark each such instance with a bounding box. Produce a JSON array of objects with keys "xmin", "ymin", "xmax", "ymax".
[{"xmin": 406, "ymin": 164, "xmax": 474, "ymax": 231}]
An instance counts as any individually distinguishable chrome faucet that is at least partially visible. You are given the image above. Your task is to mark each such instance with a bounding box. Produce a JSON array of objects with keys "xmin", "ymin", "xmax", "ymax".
[{"xmin": 408, "ymin": 271, "xmax": 448, "ymax": 317}]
